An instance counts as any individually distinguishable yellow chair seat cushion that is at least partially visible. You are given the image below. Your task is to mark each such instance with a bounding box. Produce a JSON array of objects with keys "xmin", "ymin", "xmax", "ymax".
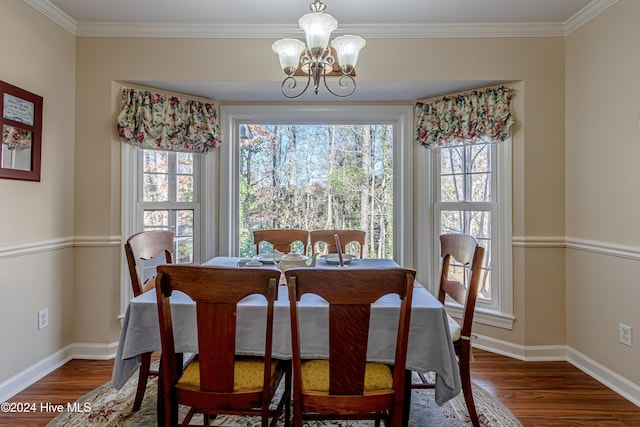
[
  {"xmin": 178, "ymin": 357, "xmax": 277, "ymax": 391},
  {"xmin": 301, "ymin": 359, "xmax": 393, "ymax": 392}
]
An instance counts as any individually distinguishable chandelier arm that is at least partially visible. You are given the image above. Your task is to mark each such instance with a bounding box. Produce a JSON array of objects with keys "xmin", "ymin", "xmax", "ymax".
[
  {"xmin": 322, "ymin": 73, "xmax": 356, "ymax": 98},
  {"xmin": 280, "ymin": 74, "xmax": 312, "ymax": 99}
]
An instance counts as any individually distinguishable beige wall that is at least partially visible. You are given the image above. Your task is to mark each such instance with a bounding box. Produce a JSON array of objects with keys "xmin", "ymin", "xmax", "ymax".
[
  {"xmin": 73, "ymin": 35, "xmax": 566, "ymax": 348},
  {"xmin": 0, "ymin": 0, "xmax": 76, "ymax": 382},
  {"xmin": 565, "ymin": 0, "xmax": 640, "ymax": 384},
  {"xmin": 3, "ymin": 0, "xmax": 638, "ymax": 396}
]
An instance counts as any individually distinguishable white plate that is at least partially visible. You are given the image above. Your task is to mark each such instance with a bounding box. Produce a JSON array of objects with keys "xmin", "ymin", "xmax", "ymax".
[
  {"xmin": 254, "ymin": 253, "xmax": 277, "ymax": 264},
  {"xmin": 237, "ymin": 259, "xmax": 263, "ymax": 267},
  {"xmin": 319, "ymin": 254, "xmax": 355, "ymax": 265}
]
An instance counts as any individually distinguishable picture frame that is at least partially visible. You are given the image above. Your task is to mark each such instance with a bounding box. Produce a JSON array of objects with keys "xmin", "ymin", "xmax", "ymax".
[{"xmin": 0, "ymin": 80, "xmax": 43, "ymax": 181}]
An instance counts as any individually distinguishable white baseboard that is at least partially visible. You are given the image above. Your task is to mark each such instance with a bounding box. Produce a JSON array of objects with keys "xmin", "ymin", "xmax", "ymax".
[
  {"xmin": 4, "ymin": 337, "xmax": 639, "ymax": 410},
  {"xmin": 473, "ymin": 334, "xmax": 567, "ymax": 361},
  {"xmin": 567, "ymin": 347, "xmax": 640, "ymax": 407},
  {"xmin": 474, "ymin": 335, "xmax": 640, "ymax": 407},
  {"xmin": 0, "ymin": 346, "xmax": 72, "ymax": 403},
  {"xmin": 0, "ymin": 342, "xmax": 118, "ymax": 403},
  {"xmin": 70, "ymin": 342, "xmax": 119, "ymax": 360}
]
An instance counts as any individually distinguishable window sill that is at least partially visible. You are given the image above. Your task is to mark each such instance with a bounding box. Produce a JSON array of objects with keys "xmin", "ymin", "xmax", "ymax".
[{"xmin": 445, "ymin": 303, "xmax": 515, "ymax": 330}]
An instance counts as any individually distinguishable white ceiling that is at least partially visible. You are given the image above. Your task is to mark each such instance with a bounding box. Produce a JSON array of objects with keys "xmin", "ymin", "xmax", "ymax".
[{"xmin": 29, "ymin": 0, "xmax": 615, "ymax": 102}]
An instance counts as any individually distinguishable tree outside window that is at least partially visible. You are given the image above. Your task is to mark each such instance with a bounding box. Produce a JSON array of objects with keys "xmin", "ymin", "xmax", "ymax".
[{"xmin": 239, "ymin": 124, "xmax": 393, "ymax": 258}]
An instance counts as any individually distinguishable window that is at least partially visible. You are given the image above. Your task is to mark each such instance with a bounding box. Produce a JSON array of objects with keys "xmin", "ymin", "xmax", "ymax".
[
  {"xmin": 218, "ymin": 105, "xmax": 414, "ymax": 265},
  {"xmin": 431, "ymin": 140, "xmax": 513, "ymax": 326},
  {"xmin": 120, "ymin": 144, "xmax": 206, "ymax": 316},
  {"xmin": 121, "ymin": 105, "xmax": 415, "ymax": 316},
  {"xmin": 138, "ymin": 149, "xmax": 200, "ymax": 264},
  {"xmin": 238, "ymin": 124, "xmax": 393, "ymax": 258},
  {"xmin": 436, "ymin": 143, "xmax": 495, "ymax": 303}
]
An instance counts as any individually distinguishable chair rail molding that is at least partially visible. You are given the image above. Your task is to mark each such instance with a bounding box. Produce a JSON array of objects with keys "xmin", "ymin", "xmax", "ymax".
[
  {"xmin": 512, "ymin": 235, "xmax": 640, "ymax": 261},
  {"xmin": 0, "ymin": 236, "xmax": 120, "ymax": 259}
]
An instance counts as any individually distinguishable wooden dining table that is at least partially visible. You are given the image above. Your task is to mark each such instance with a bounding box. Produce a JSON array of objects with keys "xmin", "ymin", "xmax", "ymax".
[{"xmin": 111, "ymin": 256, "xmax": 462, "ymax": 423}]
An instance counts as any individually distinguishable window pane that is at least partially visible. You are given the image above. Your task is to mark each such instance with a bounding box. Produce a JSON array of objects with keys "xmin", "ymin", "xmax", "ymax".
[
  {"xmin": 144, "ymin": 150, "xmax": 168, "ymax": 173},
  {"xmin": 470, "ymin": 144, "xmax": 490, "ymax": 173},
  {"xmin": 177, "ymin": 175, "xmax": 193, "ymax": 202},
  {"xmin": 143, "ymin": 210, "xmax": 169, "ymax": 228},
  {"xmin": 468, "ymin": 210, "xmax": 491, "ymax": 238},
  {"xmin": 177, "ymin": 210, "xmax": 194, "ymax": 237},
  {"xmin": 470, "ymin": 172, "xmax": 491, "ymax": 202},
  {"xmin": 441, "ymin": 174, "xmax": 464, "ymax": 202},
  {"xmin": 440, "ymin": 209, "xmax": 492, "ymax": 301},
  {"xmin": 176, "ymin": 238, "xmax": 193, "ymax": 263},
  {"xmin": 177, "ymin": 152, "xmax": 193, "ymax": 174},
  {"xmin": 440, "ymin": 146, "xmax": 463, "ymax": 174},
  {"xmin": 440, "ymin": 210, "xmax": 492, "ymax": 237},
  {"xmin": 175, "ymin": 209, "xmax": 194, "ymax": 264},
  {"xmin": 479, "ymin": 268, "xmax": 492, "ymax": 301},
  {"xmin": 441, "ymin": 210, "xmax": 463, "ymax": 234},
  {"xmin": 139, "ymin": 149, "xmax": 199, "ymax": 267},
  {"xmin": 239, "ymin": 124, "xmax": 393, "ymax": 259},
  {"xmin": 143, "ymin": 173, "xmax": 168, "ymax": 202}
]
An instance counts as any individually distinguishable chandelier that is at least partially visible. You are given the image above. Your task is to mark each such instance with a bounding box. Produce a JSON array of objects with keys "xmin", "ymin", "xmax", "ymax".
[{"xmin": 272, "ymin": 0, "xmax": 366, "ymax": 99}]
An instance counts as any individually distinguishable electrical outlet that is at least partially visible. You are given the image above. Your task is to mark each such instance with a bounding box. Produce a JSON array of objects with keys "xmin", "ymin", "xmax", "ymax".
[
  {"xmin": 38, "ymin": 309, "xmax": 49, "ymax": 330},
  {"xmin": 619, "ymin": 323, "xmax": 632, "ymax": 347}
]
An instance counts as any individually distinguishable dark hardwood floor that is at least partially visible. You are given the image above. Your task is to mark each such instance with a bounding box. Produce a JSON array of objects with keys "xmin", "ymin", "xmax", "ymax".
[{"xmin": 1, "ymin": 349, "xmax": 638, "ymax": 426}]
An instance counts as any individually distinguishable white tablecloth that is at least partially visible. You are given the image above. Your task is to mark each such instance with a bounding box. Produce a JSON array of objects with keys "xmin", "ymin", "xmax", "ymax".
[{"xmin": 111, "ymin": 257, "xmax": 462, "ymax": 406}]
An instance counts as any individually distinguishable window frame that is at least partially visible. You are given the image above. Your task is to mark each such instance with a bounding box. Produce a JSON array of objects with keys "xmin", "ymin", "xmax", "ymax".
[
  {"xmin": 435, "ymin": 142, "xmax": 497, "ymax": 308},
  {"xmin": 120, "ymin": 144, "xmax": 205, "ymax": 316},
  {"xmin": 417, "ymin": 139, "xmax": 514, "ymax": 329},
  {"xmin": 218, "ymin": 105, "xmax": 414, "ymax": 266},
  {"xmin": 136, "ymin": 149, "xmax": 201, "ymax": 265}
]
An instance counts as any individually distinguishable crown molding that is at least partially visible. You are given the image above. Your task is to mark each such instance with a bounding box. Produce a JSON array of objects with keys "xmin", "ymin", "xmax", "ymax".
[
  {"xmin": 24, "ymin": 0, "xmax": 77, "ymax": 35},
  {"xmin": 74, "ymin": 21, "xmax": 568, "ymax": 39},
  {"xmin": 564, "ymin": 0, "xmax": 618, "ymax": 35},
  {"xmin": 27, "ymin": 0, "xmax": 618, "ymax": 39}
]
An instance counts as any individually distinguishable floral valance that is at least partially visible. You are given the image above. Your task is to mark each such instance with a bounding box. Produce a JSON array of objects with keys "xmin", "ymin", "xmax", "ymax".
[
  {"xmin": 2, "ymin": 124, "xmax": 32, "ymax": 150},
  {"xmin": 415, "ymin": 86, "xmax": 514, "ymax": 149},
  {"xmin": 117, "ymin": 87, "xmax": 222, "ymax": 153}
]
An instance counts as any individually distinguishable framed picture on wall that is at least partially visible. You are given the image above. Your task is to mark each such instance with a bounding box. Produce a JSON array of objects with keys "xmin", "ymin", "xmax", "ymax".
[{"xmin": 0, "ymin": 80, "xmax": 43, "ymax": 181}]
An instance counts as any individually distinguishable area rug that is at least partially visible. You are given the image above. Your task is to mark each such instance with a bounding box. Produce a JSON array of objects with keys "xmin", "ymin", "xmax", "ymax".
[{"xmin": 47, "ymin": 372, "xmax": 521, "ymax": 427}]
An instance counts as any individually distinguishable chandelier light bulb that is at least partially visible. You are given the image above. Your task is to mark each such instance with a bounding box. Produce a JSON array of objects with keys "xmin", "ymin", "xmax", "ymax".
[
  {"xmin": 272, "ymin": 38, "xmax": 306, "ymax": 76},
  {"xmin": 331, "ymin": 35, "xmax": 366, "ymax": 74},
  {"xmin": 299, "ymin": 12, "xmax": 337, "ymax": 54}
]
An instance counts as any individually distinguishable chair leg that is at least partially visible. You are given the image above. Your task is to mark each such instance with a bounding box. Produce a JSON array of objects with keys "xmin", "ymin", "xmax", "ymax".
[
  {"xmin": 284, "ymin": 365, "xmax": 292, "ymax": 427},
  {"xmin": 459, "ymin": 354, "xmax": 480, "ymax": 427},
  {"xmin": 293, "ymin": 403, "xmax": 303, "ymax": 427},
  {"xmin": 133, "ymin": 352, "xmax": 152, "ymax": 411}
]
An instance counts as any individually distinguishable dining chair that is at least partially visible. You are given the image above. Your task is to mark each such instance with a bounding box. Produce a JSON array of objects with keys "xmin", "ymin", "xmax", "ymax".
[
  {"xmin": 155, "ymin": 265, "xmax": 291, "ymax": 427},
  {"xmin": 411, "ymin": 233, "xmax": 485, "ymax": 427},
  {"xmin": 124, "ymin": 229, "xmax": 174, "ymax": 411},
  {"xmin": 285, "ymin": 267, "xmax": 415, "ymax": 427},
  {"xmin": 253, "ymin": 229, "xmax": 309, "ymax": 255},
  {"xmin": 309, "ymin": 229, "xmax": 366, "ymax": 258}
]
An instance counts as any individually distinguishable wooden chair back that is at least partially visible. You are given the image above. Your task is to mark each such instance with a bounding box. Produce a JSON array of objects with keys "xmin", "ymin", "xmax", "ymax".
[
  {"xmin": 309, "ymin": 229, "xmax": 366, "ymax": 258},
  {"xmin": 125, "ymin": 230, "xmax": 174, "ymax": 297},
  {"xmin": 253, "ymin": 229, "xmax": 309, "ymax": 254},
  {"xmin": 155, "ymin": 265, "xmax": 289, "ymax": 426},
  {"xmin": 431, "ymin": 232, "xmax": 485, "ymax": 427},
  {"xmin": 123, "ymin": 230, "xmax": 174, "ymax": 411},
  {"xmin": 285, "ymin": 267, "xmax": 415, "ymax": 426},
  {"xmin": 437, "ymin": 233, "xmax": 485, "ymax": 340}
]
